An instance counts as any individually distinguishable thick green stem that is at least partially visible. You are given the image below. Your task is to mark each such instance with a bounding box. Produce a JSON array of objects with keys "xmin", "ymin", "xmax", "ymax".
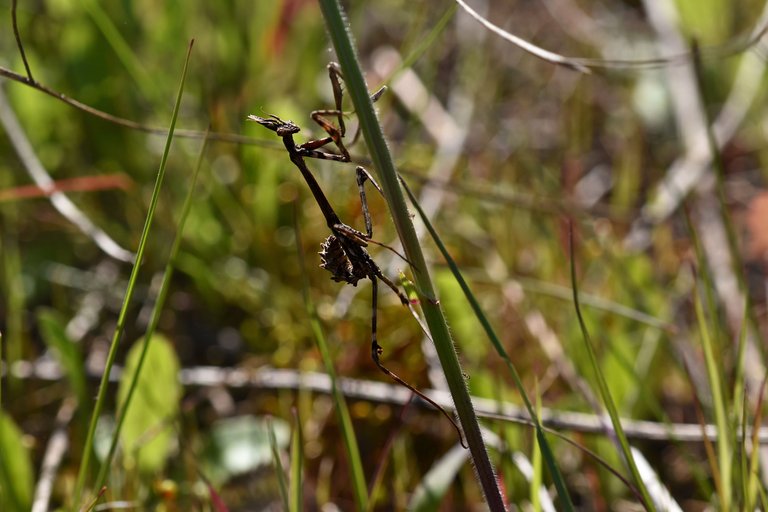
[{"xmin": 317, "ymin": 2, "xmax": 505, "ymax": 509}]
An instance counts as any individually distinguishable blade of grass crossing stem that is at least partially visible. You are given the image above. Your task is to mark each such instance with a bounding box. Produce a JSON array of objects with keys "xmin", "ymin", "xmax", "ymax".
[
  {"xmin": 693, "ymin": 284, "xmax": 732, "ymax": 509},
  {"xmin": 316, "ymin": 3, "xmax": 504, "ymax": 509},
  {"xmin": 73, "ymin": 40, "xmax": 194, "ymax": 508},
  {"xmin": 268, "ymin": 417, "xmax": 290, "ymax": 511},
  {"xmin": 289, "ymin": 409, "xmax": 304, "ymax": 512},
  {"xmin": 94, "ymin": 129, "xmax": 208, "ymax": 489},
  {"xmin": 568, "ymin": 225, "xmax": 656, "ymax": 511},
  {"xmin": 294, "ymin": 215, "xmax": 368, "ymax": 511},
  {"xmin": 682, "ymin": 207, "xmax": 734, "ymax": 507},
  {"xmin": 400, "ymin": 177, "xmax": 574, "ymax": 510}
]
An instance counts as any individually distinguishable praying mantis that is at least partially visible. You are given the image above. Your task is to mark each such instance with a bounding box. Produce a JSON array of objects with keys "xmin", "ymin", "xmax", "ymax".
[{"xmin": 248, "ymin": 63, "xmax": 464, "ymax": 446}]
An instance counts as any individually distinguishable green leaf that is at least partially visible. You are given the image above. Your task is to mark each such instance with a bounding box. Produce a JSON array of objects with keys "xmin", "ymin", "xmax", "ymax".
[
  {"xmin": 36, "ymin": 308, "xmax": 88, "ymax": 408},
  {"xmin": 0, "ymin": 411, "xmax": 34, "ymax": 512},
  {"xmin": 116, "ymin": 334, "xmax": 181, "ymax": 473}
]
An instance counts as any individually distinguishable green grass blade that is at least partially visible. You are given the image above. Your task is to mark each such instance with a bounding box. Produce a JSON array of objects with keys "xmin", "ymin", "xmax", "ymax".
[
  {"xmin": 747, "ymin": 378, "xmax": 768, "ymax": 508},
  {"xmin": 72, "ymin": 39, "xmax": 194, "ymax": 508},
  {"xmin": 683, "ymin": 208, "xmax": 734, "ymax": 508},
  {"xmin": 289, "ymin": 409, "xmax": 304, "ymax": 512},
  {"xmin": 568, "ymin": 226, "xmax": 656, "ymax": 511},
  {"xmin": 693, "ymin": 283, "xmax": 732, "ymax": 509},
  {"xmin": 94, "ymin": 128, "xmax": 208, "ymax": 489},
  {"xmin": 295, "ymin": 221, "xmax": 369, "ymax": 511},
  {"xmin": 400, "ymin": 177, "xmax": 574, "ymax": 510},
  {"xmin": 316, "ymin": 3, "xmax": 504, "ymax": 509},
  {"xmin": 268, "ymin": 416, "xmax": 290, "ymax": 511},
  {"xmin": 531, "ymin": 389, "xmax": 543, "ymax": 512}
]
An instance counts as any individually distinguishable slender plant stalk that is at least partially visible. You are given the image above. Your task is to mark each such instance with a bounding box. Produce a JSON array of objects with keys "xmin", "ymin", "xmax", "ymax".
[
  {"xmin": 568, "ymin": 226, "xmax": 656, "ymax": 511},
  {"xmin": 683, "ymin": 208, "xmax": 734, "ymax": 508},
  {"xmin": 693, "ymin": 285, "xmax": 732, "ymax": 509},
  {"xmin": 72, "ymin": 40, "xmax": 194, "ymax": 508},
  {"xmin": 268, "ymin": 417, "xmax": 290, "ymax": 510},
  {"xmin": 746, "ymin": 375, "xmax": 768, "ymax": 507},
  {"xmin": 400, "ymin": 177, "xmax": 574, "ymax": 509},
  {"xmin": 316, "ymin": 1, "xmax": 504, "ymax": 509},
  {"xmin": 289, "ymin": 408, "xmax": 304, "ymax": 512}
]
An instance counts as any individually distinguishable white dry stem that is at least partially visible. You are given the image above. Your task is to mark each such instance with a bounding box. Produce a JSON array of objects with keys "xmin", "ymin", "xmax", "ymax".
[{"xmin": 0, "ymin": 86, "xmax": 134, "ymax": 262}]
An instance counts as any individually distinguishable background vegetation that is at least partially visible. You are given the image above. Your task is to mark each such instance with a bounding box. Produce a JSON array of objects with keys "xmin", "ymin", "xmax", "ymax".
[{"xmin": 2, "ymin": 0, "xmax": 768, "ymax": 510}]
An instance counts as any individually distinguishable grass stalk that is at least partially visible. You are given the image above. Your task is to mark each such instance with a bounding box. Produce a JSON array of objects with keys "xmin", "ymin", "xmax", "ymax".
[
  {"xmin": 568, "ymin": 226, "xmax": 656, "ymax": 511},
  {"xmin": 268, "ymin": 416, "xmax": 290, "ymax": 510},
  {"xmin": 692, "ymin": 285, "xmax": 732, "ymax": 508},
  {"xmin": 316, "ymin": 2, "xmax": 505, "ymax": 509},
  {"xmin": 72, "ymin": 40, "xmax": 194, "ymax": 508},
  {"xmin": 289, "ymin": 409, "xmax": 304, "ymax": 512},
  {"xmin": 400, "ymin": 177, "xmax": 574, "ymax": 509}
]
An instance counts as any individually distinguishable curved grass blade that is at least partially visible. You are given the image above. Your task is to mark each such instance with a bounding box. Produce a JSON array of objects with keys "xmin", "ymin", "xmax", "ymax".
[
  {"xmin": 400, "ymin": 176, "xmax": 574, "ymax": 510},
  {"xmin": 692, "ymin": 282, "xmax": 733, "ymax": 509},
  {"xmin": 568, "ymin": 224, "xmax": 656, "ymax": 511}
]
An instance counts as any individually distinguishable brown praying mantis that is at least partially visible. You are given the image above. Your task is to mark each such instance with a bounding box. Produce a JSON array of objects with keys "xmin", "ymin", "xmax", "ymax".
[{"xmin": 248, "ymin": 63, "xmax": 465, "ymax": 447}]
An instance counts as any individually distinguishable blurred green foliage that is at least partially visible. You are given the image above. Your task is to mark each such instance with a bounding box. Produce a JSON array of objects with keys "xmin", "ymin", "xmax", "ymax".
[{"xmin": 1, "ymin": 0, "xmax": 768, "ymax": 509}]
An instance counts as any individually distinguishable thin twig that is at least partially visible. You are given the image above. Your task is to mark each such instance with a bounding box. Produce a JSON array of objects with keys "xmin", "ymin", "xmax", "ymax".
[
  {"xmin": 11, "ymin": 0, "xmax": 34, "ymax": 82},
  {"xmin": 455, "ymin": 0, "xmax": 768, "ymax": 72},
  {"xmin": 0, "ymin": 86, "xmax": 134, "ymax": 262},
  {"xmin": 0, "ymin": 65, "xmax": 281, "ymax": 148}
]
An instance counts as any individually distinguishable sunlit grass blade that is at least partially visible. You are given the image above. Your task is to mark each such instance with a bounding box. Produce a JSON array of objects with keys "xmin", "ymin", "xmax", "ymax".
[
  {"xmin": 295, "ymin": 215, "xmax": 368, "ymax": 511},
  {"xmin": 692, "ymin": 285, "xmax": 732, "ymax": 509},
  {"xmin": 316, "ymin": 2, "xmax": 504, "ymax": 508},
  {"xmin": 683, "ymin": 207, "xmax": 734, "ymax": 509},
  {"xmin": 568, "ymin": 225, "xmax": 656, "ymax": 511},
  {"xmin": 289, "ymin": 409, "xmax": 304, "ymax": 512},
  {"xmin": 72, "ymin": 39, "xmax": 194, "ymax": 508},
  {"xmin": 399, "ymin": 176, "xmax": 574, "ymax": 510}
]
